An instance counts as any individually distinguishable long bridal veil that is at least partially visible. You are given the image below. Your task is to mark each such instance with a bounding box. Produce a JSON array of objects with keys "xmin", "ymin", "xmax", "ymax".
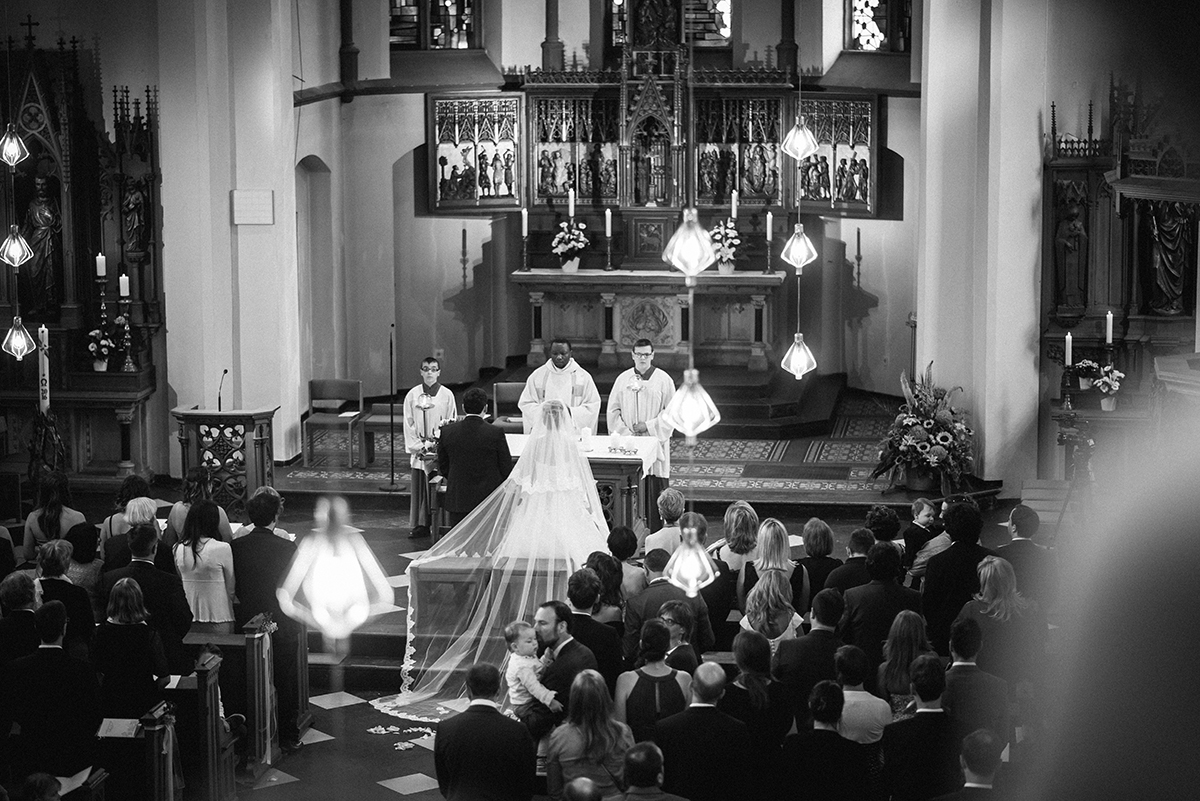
[{"xmin": 372, "ymin": 399, "xmax": 609, "ymax": 722}]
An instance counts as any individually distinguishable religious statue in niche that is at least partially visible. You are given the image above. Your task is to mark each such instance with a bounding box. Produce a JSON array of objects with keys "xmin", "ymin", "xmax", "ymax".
[
  {"xmin": 20, "ymin": 174, "xmax": 63, "ymax": 317},
  {"xmin": 633, "ymin": 118, "xmax": 669, "ymax": 206},
  {"xmin": 1054, "ymin": 200, "xmax": 1088, "ymax": 312},
  {"xmin": 1146, "ymin": 200, "xmax": 1196, "ymax": 316},
  {"xmin": 123, "ymin": 175, "xmax": 149, "ymax": 254},
  {"xmin": 430, "ymin": 95, "xmax": 521, "ymax": 212},
  {"xmin": 797, "ymin": 96, "xmax": 878, "ymax": 216}
]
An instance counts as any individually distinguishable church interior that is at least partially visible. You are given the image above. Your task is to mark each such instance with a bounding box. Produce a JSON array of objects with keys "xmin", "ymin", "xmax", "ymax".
[{"xmin": 0, "ymin": 0, "xmax": 1199, "ymax": 799}]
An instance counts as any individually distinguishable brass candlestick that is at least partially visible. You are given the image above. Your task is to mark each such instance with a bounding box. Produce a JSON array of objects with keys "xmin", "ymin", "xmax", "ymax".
[
  {"xmin": 521, "ymin": 234, "xmax": 530, "ymax": 271},
  {"xmin": 95, "ymin": 276, "xmax": 109, "ymax": 330},
  {"xmin": 605, "ymin": 233, "xmax": 614, "ymax": 271},
  {"xmin": 119, "ymin": 298, "xmax": 136, "ymax": 372}
]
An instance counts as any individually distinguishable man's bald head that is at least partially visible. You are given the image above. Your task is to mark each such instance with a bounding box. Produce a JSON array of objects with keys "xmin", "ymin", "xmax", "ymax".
[{"xmin": 692, "ymin": 661, "xmax": 727, "ymax": 704}]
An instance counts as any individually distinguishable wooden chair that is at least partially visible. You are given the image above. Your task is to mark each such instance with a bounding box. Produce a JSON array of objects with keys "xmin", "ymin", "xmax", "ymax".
[
  {"xmin": 492, "ymin": 382, "xmax": 526, "ymax": 434},
  {"xmin": 303, "ymin": 379, "xmax": 363, "ymax": 466}
]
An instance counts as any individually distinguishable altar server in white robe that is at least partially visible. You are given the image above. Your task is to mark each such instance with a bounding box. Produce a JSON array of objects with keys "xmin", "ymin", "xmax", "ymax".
[
  {"xmin": 607, "ymin": 338, "xmax": 676, "ymax": 532},
  {"xmin": 403, "ymin": 356, "xmax": 458, "ymax": 538},
  {"xmin": 518, "ymin": 339, "xmax": 601, "ymax": 435}
]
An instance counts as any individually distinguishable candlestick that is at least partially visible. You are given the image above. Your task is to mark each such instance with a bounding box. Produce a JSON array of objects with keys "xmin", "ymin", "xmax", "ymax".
[
  {"xmin": 37, "ymin": 326, "xmax": 49, "ymax": 413},
  {"xmin": 120, "ymin": 298, "xmax": 136, "ymax": 372},
  {"xmin": 95, "ymin": 253, "xmax": 106, "ymax": 277},
  {"xmin": 856, "ymin": 228, "xmax": 861, "ymax": 260},
  {"xmin": 1064, "ymin": 331, "xmax": 1072, "ymax": 366},
  {"xmin": 119, "ymin": 274, "xmax": 130, "ymax": 297},
  {"xmin": 731, "ymin": 190, "xmax": 738, "ymax": 219},
  {"xmin": 521, "ymin": 232, "xmax": 530, "ymax": 271},
  {"xmin": 1106, "ymin": 310, "xmax": 1113, "ymax": 344},
  {"xmin": 95, "ymin": 275, "xmax": 109, "ymax": 330},
  {"xmin": 766, "ymin": 211, "xmax": 773, "ymax": 241},
  {"xmin": 521, "ymin": 208, "xmax": 528, "ymax": 237},
  {"xmin": 568, "ymin": 188, "xmax": 575, "ymax": 219},
  {"xmin": 605, "ymin": 208, "xmax": 612, "ymax": 238},
  {"xmin": 605, "ymin": 231, "xmax": 614, "ymax": 271}
]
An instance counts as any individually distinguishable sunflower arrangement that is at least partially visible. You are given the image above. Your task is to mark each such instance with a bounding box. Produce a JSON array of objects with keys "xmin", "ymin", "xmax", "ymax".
[{"xmin": 872, "ymin": 362, "xmax": 975, "ymax": 483}]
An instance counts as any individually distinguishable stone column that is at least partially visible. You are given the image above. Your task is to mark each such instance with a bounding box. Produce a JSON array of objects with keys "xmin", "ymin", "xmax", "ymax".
[
  {"xmin": 599, "ymin": 292, "xmax": 619, "ymax": 369},
  {"xmin": 542, "ymin": 0, "xmax": 565, "ymax": 71},
  {"xmin": 528, "ymin": 291, "xmax": 547, "ymax": 365},
  {"xmin": 750, "ymin": 294, "xmax": 768, "ymax": 371}
]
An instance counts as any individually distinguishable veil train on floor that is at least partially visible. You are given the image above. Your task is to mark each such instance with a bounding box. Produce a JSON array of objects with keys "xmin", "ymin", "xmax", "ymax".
[{"xmin": 371, "ymin": 399, "xmax": 609, "ymax": 722}]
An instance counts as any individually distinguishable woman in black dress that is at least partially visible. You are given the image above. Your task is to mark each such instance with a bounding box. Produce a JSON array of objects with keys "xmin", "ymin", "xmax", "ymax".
[
  {"xmin": 94, "ymin": 577, "xmax": 169, "ymax": 718},
  {"xmin": 717, "ymin": 630, "xmax": 794, "ymax": 795},
  {"xmin": 613, "ymin": 620, "xmax": 691, "ymax": 743},
  {"xmin": 796, "ymin": 517, "xmax": 843, "ymax": 616}
]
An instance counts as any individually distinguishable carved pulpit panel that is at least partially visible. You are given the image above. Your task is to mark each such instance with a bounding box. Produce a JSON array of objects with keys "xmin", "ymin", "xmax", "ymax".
[
  {"xmin": 797, "ymin": 95, "xmax": 880, "ymax": 217},
  {"xmin": 427, "ymin": 94, "xmax": 523, "ymax": 213}
]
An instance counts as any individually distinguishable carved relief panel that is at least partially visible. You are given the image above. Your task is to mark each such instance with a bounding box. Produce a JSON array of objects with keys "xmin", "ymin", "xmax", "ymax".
[
  {"xmin": 695, "ymin": 95, "xmax": 784, "ymax": 208},
  {"xmin": 532, "ymin": 95, "xmax": 621, "ymax": 205},
  {"xmin": 618, "ymin": 296, "xmax": 675, "ymax": 347},
  {"xmin": 427, "ymin": 94, "xmax": 523, "ymax": 213},
  {"xmin": 796, "ymin": 95, "xmax": 879, "ymax": 217}
]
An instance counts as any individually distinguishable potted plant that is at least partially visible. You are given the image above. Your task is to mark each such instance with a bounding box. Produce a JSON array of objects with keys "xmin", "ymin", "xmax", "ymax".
[
  {"xmin": 551, "ymin": 220, "xmax": 589, "ymax": 272},
  {"xmin": 873, "ymin": 362, "xmax": 975, "ymax": 493},
  {"xmin": 1073, "ymin": 359, "xmax": 1101, "ymax": 389},
  {"xmin": 709, "ymin": 218, "xmax": 741, "ymax": 274},
  {"xmin": 1093, "ymin": 364, "xmax": 1124, "ymax": 411},
  {"xmin": 86, "ymin": 327, "xmax": 116, "ymax": 371}
]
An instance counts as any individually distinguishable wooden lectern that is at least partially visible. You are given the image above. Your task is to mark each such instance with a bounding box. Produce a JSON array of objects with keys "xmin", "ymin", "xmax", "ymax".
[{"xmin": 172, "ymin": 406, "xmax": 278, "ymax": 519}]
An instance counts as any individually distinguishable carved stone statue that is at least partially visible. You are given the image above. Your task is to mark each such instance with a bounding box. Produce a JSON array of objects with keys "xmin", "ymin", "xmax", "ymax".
[
  {"xmin": 22, "ymin": 176, "xmax": 63, "ymax": 316},
  {"xmin": 1054, "ymin": 203, "xmax": 1088, "ymax": 310},
  {"xmin": 1148, "ymin": 201, "xmax": 1194, "ymax": 316},
  {"xmin": 122, "ymin": 176, "xmax": 149, "ymax": 253}
]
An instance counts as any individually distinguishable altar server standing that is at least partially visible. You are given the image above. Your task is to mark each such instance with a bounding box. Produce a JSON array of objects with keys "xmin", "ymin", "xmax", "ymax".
[
  {"xmin": 404, "ymin": 356, "xmax": 458, "ymax": 538},
  {"xmin": 519, "ymin": 339, "xmax": 601, "ymax": 435},
  {"xmin": 607, "ymin": 339, "xmax": 675, "ymax": 531}
]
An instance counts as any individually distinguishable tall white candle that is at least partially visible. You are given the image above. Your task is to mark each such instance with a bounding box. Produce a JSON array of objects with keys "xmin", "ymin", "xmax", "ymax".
[
  {"xmin": 731, "ymin": 190, "xmax": 738, "ymax": 219},
  {"xmin": 1106, "ymin": 310, "xmax": 1113, "ymax": 344},
  {"xmin": 521, "ymin": 208, "xmax": 528, "ymax": 237},
  {"xmin": 568, "ymin": 188, "xmax": 575, "ymax": 218},
  {"xmin": 766, "ymin": 211, "xmax": 773, "ymax": 241},
  {"xmin": 37, "ymin": 326, "xmax": 49, "ymax": 413},
  {"xmin": 1064, "ymin": 332, "xmax": 1072, "ymax": 366},
  {"xmin": 95, "ymin": 253, "xmax": 106, "ymax": 277},
  {"xmin": 119, "ymin": 274, "xmax": 130, "ymax": 297},
  {"xmin": 605, "ymin": 208, "xmax": 612, "ymax": 237}
]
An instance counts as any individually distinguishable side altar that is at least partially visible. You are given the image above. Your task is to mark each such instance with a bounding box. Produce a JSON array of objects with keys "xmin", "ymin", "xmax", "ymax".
[{"xmin": 510, "ymin": 269, "xmax": 786, "ymax": 372}]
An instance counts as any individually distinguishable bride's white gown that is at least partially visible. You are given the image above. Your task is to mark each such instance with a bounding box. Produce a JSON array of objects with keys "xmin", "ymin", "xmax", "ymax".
[{"xmin": 372, "ymin": 400, "xmax": 609, "ymax": 721}]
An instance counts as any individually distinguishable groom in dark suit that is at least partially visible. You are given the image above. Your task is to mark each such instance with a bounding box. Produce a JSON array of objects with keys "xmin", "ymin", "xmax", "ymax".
[
  {"xmin": 526, "ymin": 600, "xmax": 598, "ymax": 740},
  {"xmin": 435, "ymin": 663, "xmax": 535, "ymax": 801},
  {"xmin": 438, "ymin": 387, "xmax": 512, "ymax": 526}
]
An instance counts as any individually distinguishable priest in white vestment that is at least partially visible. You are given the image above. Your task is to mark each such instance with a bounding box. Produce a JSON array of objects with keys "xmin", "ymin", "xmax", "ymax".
[
  {"xmin": 518, "ymin": 339, "xmax": 601, "ymax": 434},
  {"xmin": 606, "ymin": 338, "xmax": 675, "ymax": 531}
]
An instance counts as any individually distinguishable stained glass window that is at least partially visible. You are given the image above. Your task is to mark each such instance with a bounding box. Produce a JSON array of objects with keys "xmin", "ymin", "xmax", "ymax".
[
  {"xmin": 847, "ymin": 0, "xmax": 911, "ymax": 53},
  {"xmin": 390, "ymin": 0, "xmax": 477, "ymax": 51}
]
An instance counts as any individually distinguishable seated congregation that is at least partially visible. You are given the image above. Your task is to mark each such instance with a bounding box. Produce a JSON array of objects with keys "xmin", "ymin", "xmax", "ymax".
[
  {"xmin": 434, "ymin": 492, "xmax": 1055, "ymax": 801},
  {"xmin": 0, "ymin": 470, "xmax": 303, "ymax": 799}
]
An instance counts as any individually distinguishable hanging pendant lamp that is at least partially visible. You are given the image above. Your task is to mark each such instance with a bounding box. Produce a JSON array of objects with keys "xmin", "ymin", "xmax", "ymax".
[
  {"xmin": 663, "ymin": 208, "xmax": 717, "ymax": 282},
  {"xmin": 0, "ymin": 123, "xmax": 28, "ymax": 168},
  {"xmin": 2, "ymin": 314, "xmax": 35, "ymax": 360},
  {"xmin": 781, "ymin": 223, "xmax": 818, "ymax": 270},
  {"xmin": 1, "ymin": 224, "xmax": 32, "ymax": 267},
  {"xmin": 781, "ymin": 332, "xmax": 818, "ymax": 379},
  {"xmin": 781, "ymin": 116, "xmax": 819, "ymax": 161},
  {"xmin": 662, "ymin": 368, "xmax": 721, "ymax": 439},
  {"xmin": 664, "ymin": 524, "xmax": 717, "ymax": 597}
]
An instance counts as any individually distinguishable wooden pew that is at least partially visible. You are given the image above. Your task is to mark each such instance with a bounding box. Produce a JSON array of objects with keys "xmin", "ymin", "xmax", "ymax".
[
  {"xmin": 165, "ymin": 652, "xmax": 237, "ymax": 801},
  {"xmin": 141, "ymin": 702, "xmax": 176, "ymax": 801}
]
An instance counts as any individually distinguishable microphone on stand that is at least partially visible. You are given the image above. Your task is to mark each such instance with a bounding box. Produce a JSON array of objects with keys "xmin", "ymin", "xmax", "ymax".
[{"xmin": 218, "ymin": 368, "xmax": 228, "ymax": 411}]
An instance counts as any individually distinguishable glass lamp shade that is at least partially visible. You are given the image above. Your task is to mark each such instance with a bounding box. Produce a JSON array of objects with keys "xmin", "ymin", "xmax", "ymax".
[
  {"xmin": 0, "ymin": 124, "xmax": 29, "ymax": 168},
  {"xmin": 277, "ymin": 496, "xmax": 394, "ymax": 641},
  {"xmin": 781, "ymin": 117, "xmax": 820, "ymax": 161},
  {"xmin": 781, "ymin": 332, "xmax": 818, "ymax": 379},
  {"xmin": 781, "ymin": 223, "xmax": 818, "ymax": 271},
  {"xmin": 662, "ymin": 208, "xmax": 717, "ymax": 280},
  {"xmin": 662, "ymin": 368, "xmax": 721, "ymax": 439},
  {"xmin": 3, "ymin": 316, "xmax": 36, "ymax": 361},
  {"xmin": 415, "ymin": 392, "xmax": 435, "ymax": 410},
  {"xmin": 0, "ymin": 225, "xmax": 33, "ymax": 267},
  {"xmin": 664, "ymin": 529, "xmax": 717, "ymax": 597}
]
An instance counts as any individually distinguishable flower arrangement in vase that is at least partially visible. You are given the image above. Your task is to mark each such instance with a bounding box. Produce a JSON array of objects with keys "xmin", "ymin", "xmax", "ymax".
[
  {"xmin": 1094, "ymin": 364, "xmax": 1124, "ymax": 410},
  {"xmin": 709, "ymin": 218, "xmax": 741, "ymax": 274},
  {"xmin": 551, "ymin": 220, "xmax": 588, "ymax": 271},
  {"xmin": 86, "ymin": 327, "xmax": 117, "ymax": 371},
  {"xmin": 1073, "ymin": 359, "xmax": 1101, "ymax": 389},
  {"xmin": 873, "ymin": 362, "xmax": 975, "ymax": 491}
]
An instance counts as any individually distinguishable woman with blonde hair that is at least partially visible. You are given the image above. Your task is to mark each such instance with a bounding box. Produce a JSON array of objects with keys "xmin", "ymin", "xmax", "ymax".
[
  {"xmin": 877, "ymin": 609, "xmax": 938, "ymax": 720},
  {"xmin": 955, "ymin": 555, "xmax": 1047, "ymax": 686},
  {"xmin": 742, "ymin": 518, "xmax": 810, "ymax": 617},
  {"xmin": 740, "ymin": 570, "xmax": 802, "ymax": 655},
  {"xmin": 546, "ymin": 669, "xmax": 635, "ymax": 800},
  {"xmin": 100, "ymin": 496, "xmax": 175, "ymax": 574}
]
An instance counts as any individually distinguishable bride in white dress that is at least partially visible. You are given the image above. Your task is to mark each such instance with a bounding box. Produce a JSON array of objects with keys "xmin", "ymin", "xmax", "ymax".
[{"xmin": 372, "ymin": 399, "xmax": 609, "ymax": 721}]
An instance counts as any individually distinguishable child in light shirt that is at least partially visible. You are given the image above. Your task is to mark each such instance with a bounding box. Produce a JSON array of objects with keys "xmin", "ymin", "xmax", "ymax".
[{"xmin": 503, "ymin": 620, "xmax": 562, "ymax": 727}]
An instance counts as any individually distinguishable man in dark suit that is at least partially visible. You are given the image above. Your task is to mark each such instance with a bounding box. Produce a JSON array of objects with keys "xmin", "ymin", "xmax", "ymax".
[
  {"xmin": 824, "ymin": 528, "xmax": 875, "ymax": 593},
  {"xmin": 881, "ymin": 654, "xmax": 964, "ymax": 800},
  {"xmin": 102, "ymin": 523, "xmax": 193, "ymax": 673},
  {"xmin": 566, "ymin": 568, "xmax": 623, "ymax": 695},
  {"xmin": 232, "ymin": 492, "xmax": 304, "ymax": 750},
  {"xmin": 781, "ymin": 680, "xmax": 871, "ymax": 801},
  {"xmin": 655, "ymin": 662, "xmax": 755, "ymax": 801},
  {"xmin": 526, "ymin": 600, "xmax": 598, "ymax": 740},
  {"xmin": 438, "ymin": 387, "xmax": 512, "ymax": 527},
  {"xmin": 434, "ymin": 662, "xmax": 535, "ymax": 801},
  {"xmin": 0, "ymin": 601, "xmax": 102, "ymax": 779},
  {"xmin": 0, "ymin": 572, "xmax": 39, "ymax": 668},
  {"xmin": 943, "ymin": 618, "xmax": 1010, "ymax": 746},
  {"xmin": 923, "ymin": 502, "xmax": 997, "ymax": 655},
  {"xmin": 622, "ymin": 548, "xmax": 715, "ymax": 663},
  {"xmin": 614, "ymin": 742, "xmax": 689, "ymax": 801},
  {"xmin": 995, "ymin": 504, "xmax": 1056, "ymax": 609},
  {"xmin": 931, "ymin": 729, "xmax": 1006, "ymax": 800},
  {"xmin": 841, "ymin": 542, "xmax": 923, "ymax": 681},
  {"xmin": 774, "ymin": 587, "xmax": 844, "ymax": 729}
]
